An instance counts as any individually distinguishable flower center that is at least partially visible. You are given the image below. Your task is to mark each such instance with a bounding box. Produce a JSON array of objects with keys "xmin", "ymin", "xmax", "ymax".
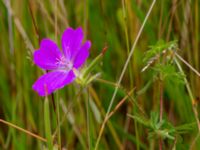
[{"xmin": 57, "ymin": 56, "xmax": 73, "ymax": 71}]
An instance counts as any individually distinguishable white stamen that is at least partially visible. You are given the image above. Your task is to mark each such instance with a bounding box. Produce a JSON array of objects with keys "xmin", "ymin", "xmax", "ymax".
[{"xmin": 56, "ymin": 56, "xmax": 73, "ymax": 71}]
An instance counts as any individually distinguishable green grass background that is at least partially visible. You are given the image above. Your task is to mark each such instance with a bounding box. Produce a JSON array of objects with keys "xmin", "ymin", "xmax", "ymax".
[{"xmin": 0, "ymin": 0, "xmax": 200, "ymax": 149}]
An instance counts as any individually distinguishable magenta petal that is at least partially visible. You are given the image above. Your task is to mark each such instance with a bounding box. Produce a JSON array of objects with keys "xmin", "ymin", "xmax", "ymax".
[
  {"xmin": 61, "ymin": 27, "xmax": 84, "ymax": 60},
  {"xmin": 73, "ymin": 41, "xmax": 91, "ymax": 69},
  {"xmin": 32, "ymin": 70, "xmax": 75, "ymax": 96},
  {"xmin": 34, "ymin": 39, "xmax": 62, "ymax": 70}
]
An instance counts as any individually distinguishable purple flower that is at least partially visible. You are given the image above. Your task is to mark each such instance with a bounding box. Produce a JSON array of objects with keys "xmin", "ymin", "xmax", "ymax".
[{"xmin": 32, "ymin": 27, "xmax": 91, "ymax": 96}]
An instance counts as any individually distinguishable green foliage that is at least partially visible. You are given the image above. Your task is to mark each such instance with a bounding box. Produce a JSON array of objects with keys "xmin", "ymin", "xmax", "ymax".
[
  {"xmin": 152, "ymin": 63, "xmax": 185, "ymax": 84},
  {"xmin": 143, "ymin": 40, "xmax": 178, "ymax": 63},
  {"xmin": 129, "ymin": 112, "xmax": 175, "ymax": 141},
  {"xmin": 129, "ymin": 112, "xmax": 196, "ymax": 142},
  {"xmin": 142, "ymin": 40, "xmax": 185, "ymax": 86}
]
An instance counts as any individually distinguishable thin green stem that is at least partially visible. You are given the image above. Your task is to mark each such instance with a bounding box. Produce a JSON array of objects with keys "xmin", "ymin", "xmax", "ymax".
[
  {"xmin": 175, "ymin": 58, "xmax": 200, "ymax": 133},
  {"xmin": 159, "ymin": 81, "xmax": 163, "ymax": 122},
  {"xmin": 159, "ymin": 81, "xmax": 163, "ymax": 150},
  {"xmin": 85, "ymin": 88, "xmax": 91, "ymax": 150},
  {"xmin": 175, "ymin": 58, "xmax": 200, "ymax": 149},
  {"xmin": 56, "ymin": 93, "xmax": 61, "ymax": 150},
  {"xmin": 44, "ymin": 97, "xmax": 53, "ymax": 150}
]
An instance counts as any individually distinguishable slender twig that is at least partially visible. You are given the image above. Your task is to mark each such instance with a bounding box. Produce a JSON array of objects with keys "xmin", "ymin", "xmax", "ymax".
[
  {"xmin": 89, "ymin": 87, "xmax": 123, "ymax": 149},
  {"xmin": 0, "ymin": 119, "xmax": 46, "ymax": 142},
  {"xmin": 107, "ymin": 89, "xmax": 135, "ymax": 119},
  {"xmin": 95, "ymin": 89, "xmax": 135, "ymax": 150},
  {"xmin": 175, "ymin": 53, "xmax": 200, "ymax": 77},
  {"xmin": 190, "ymin": 133, "xmax": 200, "ymax": 150},
  {"xmin": 96, "ymin": 78, "xmax": 119, "ymax": 87}
]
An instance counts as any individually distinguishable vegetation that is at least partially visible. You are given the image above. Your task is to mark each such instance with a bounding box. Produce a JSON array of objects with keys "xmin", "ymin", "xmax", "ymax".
[{"xmin": 0, "ymin": 0, "xmax": 200, "ymax": 149}]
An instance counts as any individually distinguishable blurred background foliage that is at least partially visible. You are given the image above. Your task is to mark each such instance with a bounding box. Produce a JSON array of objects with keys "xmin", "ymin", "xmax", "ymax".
[{"xmin": 0, "ymin": 0, "xmax": 200, "ymax": 149}]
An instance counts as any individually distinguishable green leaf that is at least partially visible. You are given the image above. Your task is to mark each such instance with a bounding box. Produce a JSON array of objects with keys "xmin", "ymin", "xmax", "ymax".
[
  {"xmin": 175, "ymin": 122, "xmax": 196, "ymax": 134},
  {"xmin": 128, "ymin": 114, "xmax": 150, "ymax": 127}
]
